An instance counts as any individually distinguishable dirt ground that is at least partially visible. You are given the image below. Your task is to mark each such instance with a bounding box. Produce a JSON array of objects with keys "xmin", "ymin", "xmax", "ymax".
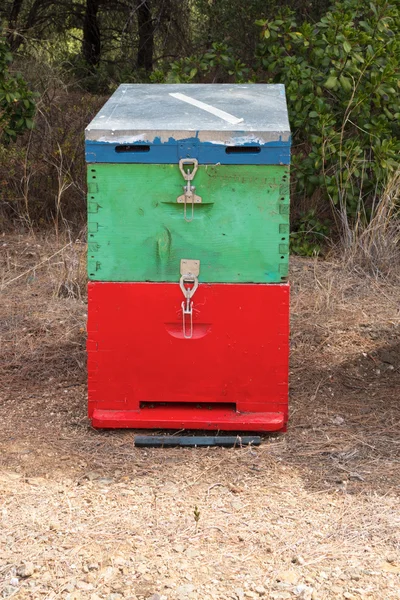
[{"xmin": 1, "ymin": 233, "xmax": 400, "ymax": 600}]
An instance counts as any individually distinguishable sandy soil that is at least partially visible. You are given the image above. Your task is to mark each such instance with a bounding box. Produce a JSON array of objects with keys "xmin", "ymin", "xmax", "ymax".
[{"xmin": 1, "ymin": 233, "xmax": 400, "ymax": 600}]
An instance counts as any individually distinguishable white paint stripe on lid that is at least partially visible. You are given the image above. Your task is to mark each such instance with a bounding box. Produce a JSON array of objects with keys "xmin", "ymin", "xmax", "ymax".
[{"xmin": 169, "ymin": 92, "xmax": 244, "ymax": 125}]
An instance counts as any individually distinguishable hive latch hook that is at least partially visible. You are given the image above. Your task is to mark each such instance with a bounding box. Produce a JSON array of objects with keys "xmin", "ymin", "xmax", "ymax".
[
  {"xmin": 179, "ymin": 259, "xmax": 200, "ymax": 339},
  {"xmin": 176, "ymin": 159, "xmax": 202, "ymax": 222}
]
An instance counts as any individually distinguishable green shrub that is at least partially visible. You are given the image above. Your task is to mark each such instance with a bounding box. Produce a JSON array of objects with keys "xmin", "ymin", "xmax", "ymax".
[
  {"xmin": 255, "ymin": 0, "xmax": 400, "ymax": 218},
  {"xmin": 290, "ymin": 209, "xmax": 331, "ymax": 256},
  {"xmin": 0, "ymin": 31, "xmax": 36, "ymax": 142},
  {"xmin": 167, "ymin": 43, "xmax": 248, "ymax": 83}
]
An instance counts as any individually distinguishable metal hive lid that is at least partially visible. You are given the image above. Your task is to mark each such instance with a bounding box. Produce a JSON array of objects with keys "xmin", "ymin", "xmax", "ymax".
[{"xmin": 85, "ymin": 83, "xmax": 291, "ymax": 145}]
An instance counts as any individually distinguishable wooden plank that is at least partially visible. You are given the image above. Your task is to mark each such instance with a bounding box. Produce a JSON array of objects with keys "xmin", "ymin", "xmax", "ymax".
[{"xmin": 133, "ymin": 435, "xmax": 262, "ymax": 447}]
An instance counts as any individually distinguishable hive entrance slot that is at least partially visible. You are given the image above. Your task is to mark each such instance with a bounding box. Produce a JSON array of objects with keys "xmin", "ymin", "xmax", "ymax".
[
  {"xmin": 140, "ymin": 401, "xmax": 237, "ymax": 411},
  {"xmin": 115, "ymin": 144, "xmax": 150, "ymax": 153},
  {"xmin": 225, "ymin": 146, "xmax": 261, "ymax": 154}
]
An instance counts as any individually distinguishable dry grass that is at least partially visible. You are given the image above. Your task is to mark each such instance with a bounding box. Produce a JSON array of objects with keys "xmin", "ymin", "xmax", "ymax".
[
  {"xmin": 0, "ymin": 233, "xmax": 87, "ymax": 386},
  {"xmin": 0, "ymin": 84, "xmax": 105, "ymax": 229},
  {"xmin": 1, "ymin": 233, "xmax": 400, "ymax": 599},
  {"xmin": 335, "ymin": 169, "xmax": 400, "ymax": 280}
]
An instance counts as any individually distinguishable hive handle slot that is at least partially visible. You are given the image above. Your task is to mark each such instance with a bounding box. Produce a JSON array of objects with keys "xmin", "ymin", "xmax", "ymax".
[
  {"xmin": 225, "ymin": 146, "xmax": 261, "ymax": 154},
  {"xmin": 115, "ymin": 144, "xmax": 150, "ymax": 153}
]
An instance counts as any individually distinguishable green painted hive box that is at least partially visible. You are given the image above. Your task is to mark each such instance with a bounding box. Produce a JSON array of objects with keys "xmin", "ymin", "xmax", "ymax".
[{"xmin": 85, "ymin": 84, "xmax": 291, "ymax": 283}]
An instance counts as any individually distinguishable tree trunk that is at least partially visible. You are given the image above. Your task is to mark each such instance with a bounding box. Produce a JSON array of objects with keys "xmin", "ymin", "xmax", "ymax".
[
  {"xmin": 7, "ymin": 0, "xmax": 25, "ymax": 51},
  {"xmin": 136, "ymin": 0, "xmax": 154, "ymax": 73},
  {"xmin": 82, "ymin": 0, "xmax": 101, "ymax": 68}
]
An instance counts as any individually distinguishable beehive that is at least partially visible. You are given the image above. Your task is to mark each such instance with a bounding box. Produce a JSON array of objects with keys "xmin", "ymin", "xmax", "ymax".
[{"xmin": 86, "ymin": 84, "xmax": 291, "ymax": 431}]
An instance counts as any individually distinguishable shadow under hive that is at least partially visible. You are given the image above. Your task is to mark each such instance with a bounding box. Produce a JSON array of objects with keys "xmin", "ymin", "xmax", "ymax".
[{"xmin": 85, "ymin": 83, "xmax": 291, "ymax": 431}]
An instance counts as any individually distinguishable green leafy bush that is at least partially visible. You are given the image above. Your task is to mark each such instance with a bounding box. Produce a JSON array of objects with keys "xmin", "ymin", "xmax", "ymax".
[
  {"xmin": 167, "ymin": 43, "xmax": 248, "ymax": 83},
  {"xmin": 290, "ymin": 209, "xmax": 330, "ymax": 256},
  {"xmin": 0, "ymin": 31, "xmax": 36, "ymax": 142},
  {"xmin": 255, "ymin": 0, "xmax": 400, "ymax": 218}
]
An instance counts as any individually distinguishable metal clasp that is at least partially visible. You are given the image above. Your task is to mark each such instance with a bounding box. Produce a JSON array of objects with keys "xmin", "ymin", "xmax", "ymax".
[
  {"xmin": 179, "ymin": 259, "xmax": 200, "ymax": 339},
  {"xmin": 177, "ymin": 159, "xmax": 202, "ymax": 222}
]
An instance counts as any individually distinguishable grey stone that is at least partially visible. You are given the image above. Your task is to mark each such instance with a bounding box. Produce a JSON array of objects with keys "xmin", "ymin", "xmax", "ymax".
[{"xmin": 16, "ymin": 562, "xmax": 35, "ymax": 578}]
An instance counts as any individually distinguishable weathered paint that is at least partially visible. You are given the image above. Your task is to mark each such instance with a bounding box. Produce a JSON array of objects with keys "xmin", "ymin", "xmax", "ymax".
[
  {"xmin": 85, "ymin": 84, "xmax": 291, "ymax": 164},
  {"xmin": 85, "ymin": 83, "xmax": 291, "ymax": 144},
  {"xmin": 87, "ymin": 282, "xmax": 289, "ymax": 431},
  {"xmin": 87, "ymin": 163, "xmax": 290, "ymax": 283},
  {"xmin": 85, "ymin": 137, "xmax": 290, "ymax": 165}
]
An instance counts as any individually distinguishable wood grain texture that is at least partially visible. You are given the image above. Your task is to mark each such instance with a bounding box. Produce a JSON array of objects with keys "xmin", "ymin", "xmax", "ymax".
[{"xmin": 87, "ymin": 163, "xmax": 290, "ymax": 282}]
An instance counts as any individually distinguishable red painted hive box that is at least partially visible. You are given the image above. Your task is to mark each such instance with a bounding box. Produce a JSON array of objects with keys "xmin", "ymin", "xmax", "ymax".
[{"xmin": 87, "ymin": 282, "xmax": 289, "ymax": 431}]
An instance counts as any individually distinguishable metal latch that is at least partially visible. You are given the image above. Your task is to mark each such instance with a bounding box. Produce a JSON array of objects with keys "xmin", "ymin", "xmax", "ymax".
[
  {"xmin": 180, "ymin": 259, "xmax": 200, "ymax": 339},
  {"xmin": 177, "ymin": 158, "xmax": 202, "ymax": 222}
]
